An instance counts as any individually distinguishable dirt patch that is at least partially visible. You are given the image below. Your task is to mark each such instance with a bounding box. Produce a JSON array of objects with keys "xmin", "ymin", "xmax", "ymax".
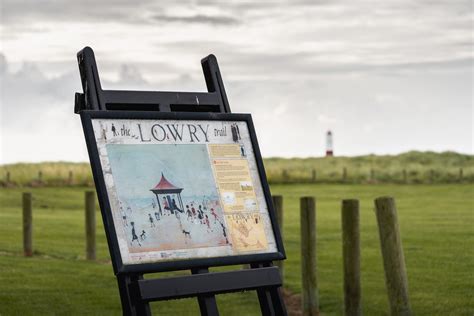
[{"xmin": 282, "ymin": 288, "xmax": 303, "ymax": 316}]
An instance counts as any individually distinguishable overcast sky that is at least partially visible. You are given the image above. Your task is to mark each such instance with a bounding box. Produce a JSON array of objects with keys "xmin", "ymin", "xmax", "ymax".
[{"xmin": 0, "ymin": 0, "xmax": 472, "ymax": 164}]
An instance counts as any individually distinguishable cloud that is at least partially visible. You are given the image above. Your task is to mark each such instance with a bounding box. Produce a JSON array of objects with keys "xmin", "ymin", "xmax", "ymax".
[
  {"xmin": 317, "ymin": 114, "xmax": 340, "ymax": 124},
  {"xmin": 0, "ymin": 53, "xmax": 6, "ymax": 74},
  {"xmin": 0, "ymin": 56, "xmax": 176, "ymax": 163},
  {"xmin": 0, "ymin": 1, "xmax": 472, "ymax": 162},
  {"xmin": 2, "ymin": 1, "xmax": 472, "ymax": 79},
  {"xmin": 151, "ymin": 14, "xmax": 239, "ymax": 25},
  {"xmin": 0, "ymin": 48, "xmax": 472, "ymax": 163},
  {"xmin": 0, "ymin": 0, "xmax": 155, "ymax": 25}
]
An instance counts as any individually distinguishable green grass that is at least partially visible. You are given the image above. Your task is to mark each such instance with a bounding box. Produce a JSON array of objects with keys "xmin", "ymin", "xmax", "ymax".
[
  {"xmin": 0, "ymin": 184, "xmax": 473, "ymax": 315},
  {"xmin": 265, "ymin": 151, "xmax": 474, "ymax": 184},
  {"xmin": 1, "ymin": 151, "xmax": 473, "ymax": 186},
  {"xmin": 270, "ymin": 183, "xmax": 474, "ymax": 315}
]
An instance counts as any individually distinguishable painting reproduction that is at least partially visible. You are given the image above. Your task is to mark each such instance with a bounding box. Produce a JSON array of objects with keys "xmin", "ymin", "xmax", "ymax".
[{"xmin": 90, "ymin": 117, "xmax": 278, "ymax": 265}]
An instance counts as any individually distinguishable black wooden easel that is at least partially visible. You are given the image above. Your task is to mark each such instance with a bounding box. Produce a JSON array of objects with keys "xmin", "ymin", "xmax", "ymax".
[{"xmin": 75, "ymin": 47, "xmax": 287, "ymax": 316}]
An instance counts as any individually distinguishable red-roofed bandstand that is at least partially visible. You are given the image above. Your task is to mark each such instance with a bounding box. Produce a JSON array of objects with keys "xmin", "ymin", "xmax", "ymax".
[{"xmin": 150, "ymin": 173, "xmax": 184, "ymax": 215}]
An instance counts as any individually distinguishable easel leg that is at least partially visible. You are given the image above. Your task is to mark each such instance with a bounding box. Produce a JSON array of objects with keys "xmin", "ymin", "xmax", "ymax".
[
  {"xmin": 251, "ymin": 263, "xmax": 287, "ymax": 316},
  {"xmin": 251, "ymin": 263, "xmax": 275, "ymax": 316},
  {"xmin": 117, "ymin": 274, "xmax": 151, "ymax": 316},
  {"xmin": 269, "ymin": 287, "xmax": 288, "ymax": 316},
  {"xmin": 191, "ymin": 268, "xmax": 219, "ymax": 316}
]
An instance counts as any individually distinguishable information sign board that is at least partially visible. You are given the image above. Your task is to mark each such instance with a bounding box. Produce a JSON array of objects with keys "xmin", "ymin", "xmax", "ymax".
[{"xmin": 81, "ymin": 111, "xmax": 284, "ymax": 273}]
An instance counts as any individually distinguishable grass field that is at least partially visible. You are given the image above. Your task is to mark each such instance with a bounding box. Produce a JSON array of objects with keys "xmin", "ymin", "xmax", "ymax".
[
  {"xmin": 1, "ymin": 151, "xmax": 473, "ymax": 186},
  {"xmin": 0, "ymin": 184, "xmax": 473, "ymax": 315}
]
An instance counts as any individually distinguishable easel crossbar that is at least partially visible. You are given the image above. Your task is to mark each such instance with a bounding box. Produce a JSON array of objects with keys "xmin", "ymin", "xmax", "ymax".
[
  {"xmin": 138, "ymin": 267, "xmax": 282, "ymax": 302},
  {"xmin": 102, "ymin": 90, "xmax": 221, "ymax": 107}
]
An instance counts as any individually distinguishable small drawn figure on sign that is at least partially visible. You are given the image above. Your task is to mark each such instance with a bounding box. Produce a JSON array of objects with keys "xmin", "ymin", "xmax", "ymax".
[
  {"xmin": 122, "ymin": 213, "xmax": 128, "ymax": 227},
  {"xmin": 240, "ymin": 145, "xmax": 246, "ymax": 157},
  {"xmin": 231, "ymin": 124, "xmax": 238, "ymax": 142},
  {"xmin": 167, "ymin": 195, "xmax": 175, "ymax": 214},
  {"xmin": 172, "ymin": 198, "xmax": 182, "ymax": 213},
  {"xmin": 162, "ymin": 197, "xmax": 170, "ymax": 215},
  {"xmin": 197, "ymin": 205, "xmax": 204, "ymax": 224},
  {"xmin": 154, "ymin": 211, "xmax": 160, "ymax": 221},
  {"xmin": 182, "ymin": 229, "xmax": 191, "ymax": 239},
  {"xmin": 140, "ymin": 230, "xmax": 146, "ymax": 241},
  {"xmin": 205, "ymin": 215, "xmax": 211, "ymax": 232},
  {"xmin": 210, "ymin": 208, "xmax": 218, "ymax": 223},
  {"xmin": 235, "ymin": 123, "xmax": 241, "ymax": 140},
  {"xmin": 186, "ymin": 205, "xmax": 192, "ymax": 220},
  {"xmin": 130, "ymin": 222, "xmax": 141, "ymax": 246},
  {"xmin": 112, "ymin": 124, "xmax": 118, "ymax": 136},
  {"xmin": 219, "ymin": 221, "xmax": 229, "ymax": 244},
  {"xmin": 148, "ymin": 214, "xmax": 156, "ymax": 227}
]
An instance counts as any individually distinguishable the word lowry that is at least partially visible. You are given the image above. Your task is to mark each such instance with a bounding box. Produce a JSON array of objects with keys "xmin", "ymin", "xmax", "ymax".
[{"xmin": 138, "ymin": 123, "xmax": 210, "ymax": 143}]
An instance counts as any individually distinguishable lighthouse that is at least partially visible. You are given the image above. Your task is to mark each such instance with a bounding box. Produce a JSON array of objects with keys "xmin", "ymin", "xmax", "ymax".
[{"xmin": 326, "ymin": 130, "xmax": 334, "ymax": 157}]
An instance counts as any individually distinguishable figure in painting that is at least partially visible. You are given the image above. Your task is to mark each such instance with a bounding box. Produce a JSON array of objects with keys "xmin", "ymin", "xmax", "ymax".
[
  {"xmin": 172, "ymin": 198, "xmax": 183, "ymax": 213},
  {"xmin": 231, "ymin": 124, "xmax": 238, "ymax": 142},
  {"xmin": 148, "ymin": 214, "xmax": 156, "ymax": 227},
  {"xmin": 186, "ymin": 205, "xmax": 192, "ymax": 221},
  {"xmin": 210, "ymin": 208, "xmax": 218, "ymax": 223},
  {"xmin": 163, "ymin": 197, "xmax": 171, "ymax": 215},
  {"xmin": 140, "ymin": 230, "xmax": 147, "ymax": 241},
  {"xmin": 130, "ymin": 222, "xmax": 141, "ymax": 246},
  {"xmin": 240, "ymin": 145, "xmax": 246, "ymax": 157},
  {"xmin": 231, "ymin": 123, "xmax": 242, "ymax": 143},
  {"xmin": 235, "ymin": 123, "xmax": 241, "ymax": 140},
  {"xmin": 182, "ymin": 229, "xmax": 191, "ymax": 239},
  {"xmin": 205, "ymin": 215, "xmax": 211, "ymax": 232},
  {"xmin": 122, "ymin": 213, "xmax": 128, "ymax": 227},
  {"xmin": 219, "ymin": 220, "xmax": 229, "ymax": 244},
  {"xmin": 111, "ymin": 123, "xmax": 117, "ymax": 136},
  {"xmin": 154, "ymin": 211, "xmax": 160, "ymax": 221},
  {"xmin": 197, "ymin": 205, "xmax": 204, "ymax": 224}
]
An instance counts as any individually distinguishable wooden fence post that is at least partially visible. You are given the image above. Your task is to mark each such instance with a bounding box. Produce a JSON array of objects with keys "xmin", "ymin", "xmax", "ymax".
[
  {"xmin": 374, "ymin": 197, "xmax": 411, "ymax": 316},
  {"xmin": 68, "ymin": 170, "xmax": 74, "ymax": 185},
  {"xmin": 6, "ymin": 171, "xmax": 11, "ymax": 183},
  {"xmin": 342, "ymin": 167, "xmax": 347, "ymax": 182},
  {"xmin": 282, "ymin": 169, "xmax": 289, "ymax": 183},
  {"xmin": 342, "ymin": 199, "xmax": 361, "ymax": 316},
  {"xmin": 85, "ymin": 191, "xmax": 96, "ymax": 260},
  {"xmin": 23, "ymin": 192, "xmax": 33, "ymax": 257},
  {"xmin": 403, "ymin": 170, "xmax": 407, "ymax": 184},
  {"xmin": 273, "ymin": 195, "xmax": 284, "ymax": 281},
  {"xmin": 300, "ymin": 197, "xmax": 319, "ymax": 316},
  {"xmin": 312, "ymin": 169, "xmax": 317, "ymax": 183},
  {"xmin": 38, "ymin": 170, "xmax": 43, "ymax": 183}
]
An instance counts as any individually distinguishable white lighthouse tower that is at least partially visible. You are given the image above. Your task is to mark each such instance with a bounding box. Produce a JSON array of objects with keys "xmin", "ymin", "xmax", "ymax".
[{"xmin": 326, "ymin": 130, "xmax": 334, "ymax": 157}]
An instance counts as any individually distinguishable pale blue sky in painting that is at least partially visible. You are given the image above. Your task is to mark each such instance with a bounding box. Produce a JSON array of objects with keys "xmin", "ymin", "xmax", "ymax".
[{"xmin": 106, "ymin": 144, "xmax": 219, "ymax": 200}]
